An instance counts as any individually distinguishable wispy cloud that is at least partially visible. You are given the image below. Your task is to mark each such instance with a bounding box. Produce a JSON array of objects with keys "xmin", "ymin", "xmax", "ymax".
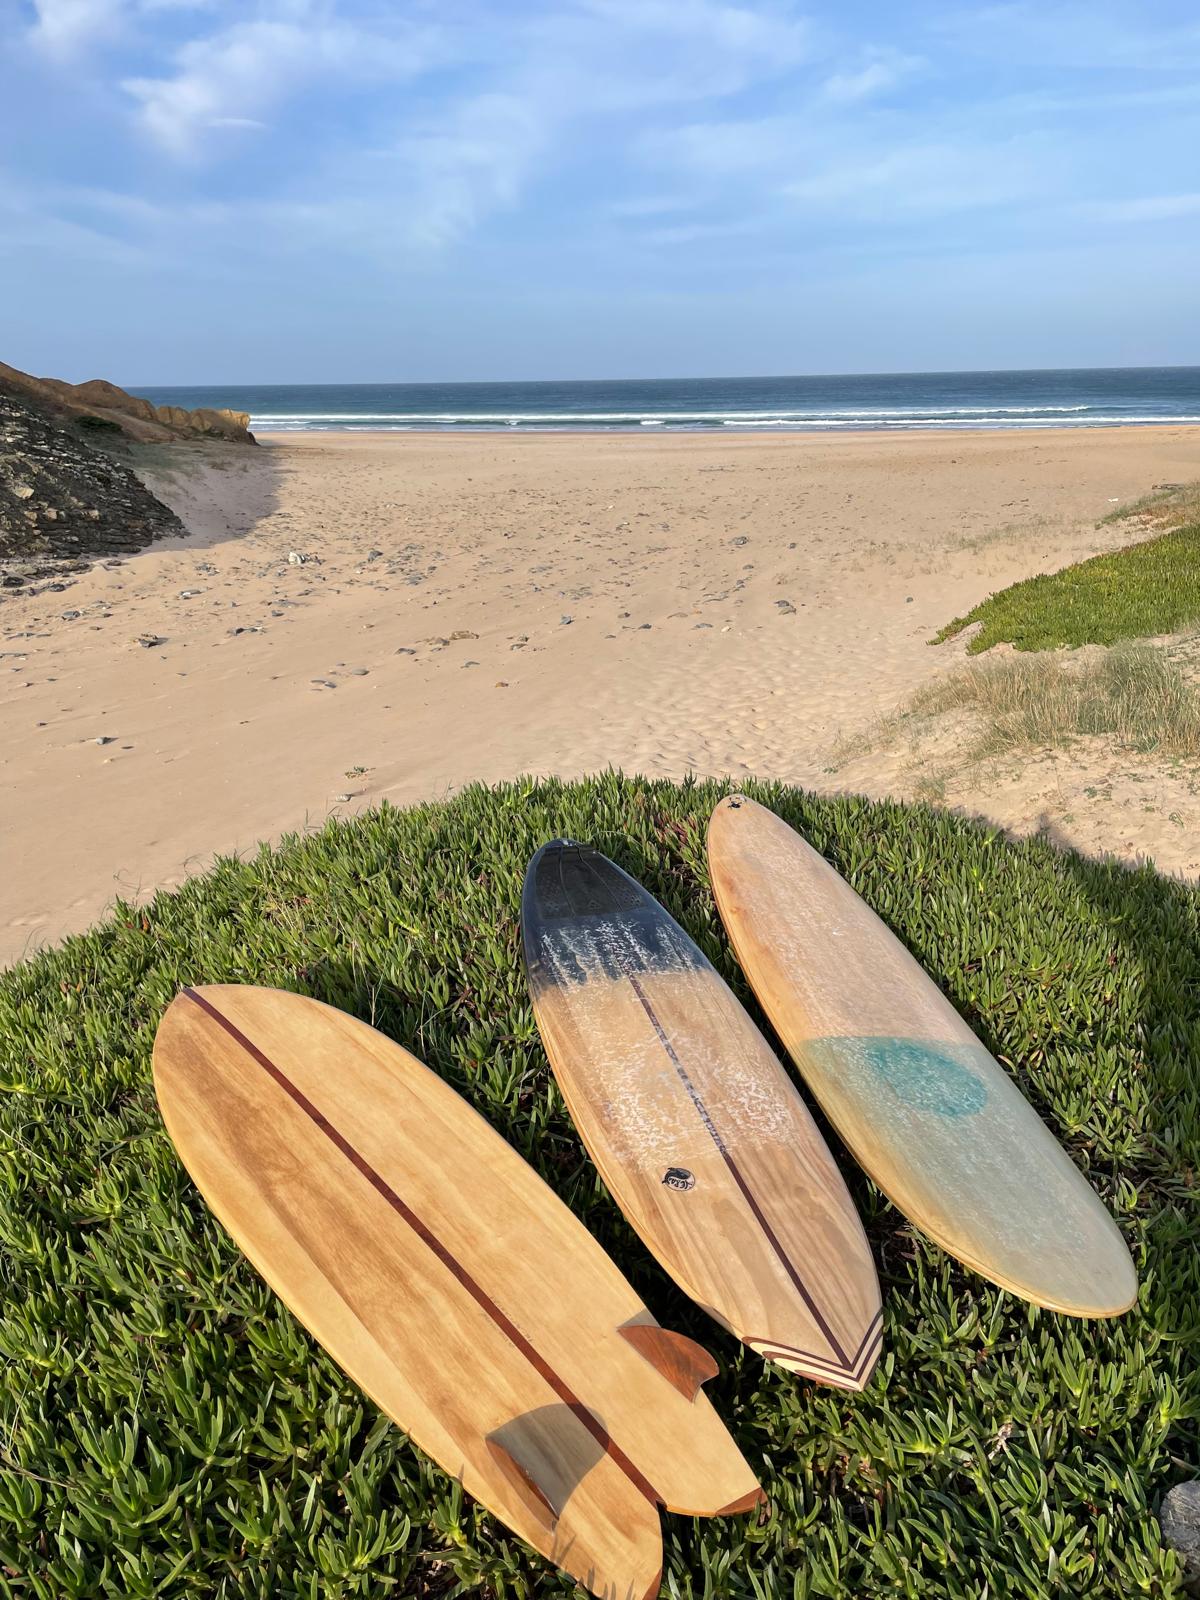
[
  {"xmin": 122, "ymin": 5, "xmax": 437, "ymax": 157},
  {"xmin": 388, "ymin": 94, "xmax": 545, "ymax": 249},
  {"xmin": 27, "ymin": 0, "xmax": 128, "ymax": 54},
  {"xmin": 934, "ymin": 3, "xmax": 1200, "ymax": 71},
  {"xmin": 7, "ymin": 0, "xmax": 1200, "ymax": 381},
  {"xmin": 1080, "ymin": 193, "xmax": 1200, "ymax": 224},
  {"xmin": 820, "ymin": 50, "xmax": 923, "ymax": 104},
  {"xmin": 364, "ymin": 0, "xmax": 819, "ymax": 248}
]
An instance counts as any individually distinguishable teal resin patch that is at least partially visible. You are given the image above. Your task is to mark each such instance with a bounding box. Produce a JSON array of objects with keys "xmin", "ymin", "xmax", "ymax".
[{"xmin": 811, "ymin": 1037, "xmax": 990, "ymax": 1119}]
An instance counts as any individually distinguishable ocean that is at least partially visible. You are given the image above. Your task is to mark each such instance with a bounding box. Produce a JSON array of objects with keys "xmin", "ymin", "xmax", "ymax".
[{"xmin": 138, "ymin": 367, "xmax": 1200, "ymax": 434}]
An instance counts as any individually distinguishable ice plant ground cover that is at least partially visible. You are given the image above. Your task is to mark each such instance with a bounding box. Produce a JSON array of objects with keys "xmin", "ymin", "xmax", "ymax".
[
  {"xmin": 1, "ymin": 772, "xmax": 1196, "ymax": 1598},
  {"xmin": 934, "ymin": 484, "xmax": 1200, "ymax": 654}
]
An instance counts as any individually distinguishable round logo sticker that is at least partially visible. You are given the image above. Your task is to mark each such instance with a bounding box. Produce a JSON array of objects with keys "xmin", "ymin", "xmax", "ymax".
[{"xmin": 662, "ymin": 1167, "xmax": 696, "ymax": 1191}]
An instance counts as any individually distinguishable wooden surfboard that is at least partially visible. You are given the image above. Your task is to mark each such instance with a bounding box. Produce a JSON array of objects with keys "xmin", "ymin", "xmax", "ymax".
[
  {"xmin": 707, "ymin": 794, "xmax": 1138, "ymax": 1319},
  {"xmin": 522, "ymin": 843, "xmax": 883, "ymax": 1391},
  {"xmin": 153, "ymin": 985, "xmax": 765, "ymax": 1600}
]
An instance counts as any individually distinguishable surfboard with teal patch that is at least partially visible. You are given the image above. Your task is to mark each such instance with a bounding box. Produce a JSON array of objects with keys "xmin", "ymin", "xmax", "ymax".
[{"xmin": 707, "ymin": 795, "xmax": 1137, "ymax": 1319}]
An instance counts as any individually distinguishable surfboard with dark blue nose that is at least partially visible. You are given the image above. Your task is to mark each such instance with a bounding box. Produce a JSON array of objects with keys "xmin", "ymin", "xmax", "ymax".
[
  {"xmin": 706, "ymin": 795, "xmax": 1138, "ymax": 1319},
  {"xmin": 153, "ymin": 985, "xmax": 764, "ymax": 1600},
  {"xmin": 521, "ymin": 843, "xmax": 883, "ymax": 1390}
]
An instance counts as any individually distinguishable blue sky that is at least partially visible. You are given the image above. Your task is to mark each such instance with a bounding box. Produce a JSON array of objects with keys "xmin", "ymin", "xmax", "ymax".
[{"xmin": 3, "ymin": 0, "xmax": 1199, "ymax": 383}]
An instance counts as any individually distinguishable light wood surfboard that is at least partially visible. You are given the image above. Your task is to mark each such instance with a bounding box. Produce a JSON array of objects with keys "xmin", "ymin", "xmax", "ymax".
[
  {"xmin": 153, "ymin": 985, "xmax": 765, "ymax": 1600},
  {"xmin": 522, "ymin": 843, "xmax": 883, "ymax": 1391},
  {"xmin": 707, "ymin": 795, "xmax": 1138, "ymax": 1319}
]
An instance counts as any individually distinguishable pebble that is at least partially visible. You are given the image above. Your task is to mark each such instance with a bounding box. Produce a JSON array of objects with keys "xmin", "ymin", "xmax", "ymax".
[
  {"xmin": 348, "ymin": 667, "xmax": 369, "ymax": 676},
  {"xmin": 61, "ymin": 611, "xmax": 80, "ymax": 621},
  {"xmin": 137, "ymin": 634, "xmax": 166, "ymax": 648},
  {"xmin": 1160, "ymin": 1482, "xmax": 1200, "ymax": 1592},
  {"xmin": 94, "ymin": 735, "xmax": 116, "ymax": 746},
  {"xmin": 775, "ymin": 600, "xmax": 797, "ymax": 615}
]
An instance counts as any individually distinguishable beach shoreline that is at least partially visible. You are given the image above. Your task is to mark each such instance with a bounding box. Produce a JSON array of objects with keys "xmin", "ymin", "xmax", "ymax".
[
  {"xmin": 258, "ymin": 423, "xmax": 1200, "ymax": 440},
  {"xmin": 3, "ymin": 422, "xmax": 1199, "ymax": 967}
]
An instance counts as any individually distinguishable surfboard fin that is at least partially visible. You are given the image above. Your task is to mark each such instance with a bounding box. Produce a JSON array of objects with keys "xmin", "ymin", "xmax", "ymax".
[
  {"xmin": 619, "ymin": 1323, "xmax": 719, "ymax": 1401},
  {"xmin": 715, "ymin": 1485, "xmax": 769, "ymax": 1516},
  {"xmin": 485, "ymin": 1434, "xmax": 560, "ymax": 1530}
]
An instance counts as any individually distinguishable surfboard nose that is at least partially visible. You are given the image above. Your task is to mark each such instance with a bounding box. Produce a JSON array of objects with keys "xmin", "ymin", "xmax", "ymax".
[{"xmin": 525, "ymin": 839, "xmax": 644, "ymax": 921}]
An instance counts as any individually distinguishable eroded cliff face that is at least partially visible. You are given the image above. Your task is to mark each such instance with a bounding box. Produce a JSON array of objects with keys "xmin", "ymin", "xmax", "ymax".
[
  {"xmin": 0, "ymin": 362, "xmax": 255, "ymax": 445},
  {"xmin": 0, "ymin": 391, "xmax": 186, "ymax": 586}
]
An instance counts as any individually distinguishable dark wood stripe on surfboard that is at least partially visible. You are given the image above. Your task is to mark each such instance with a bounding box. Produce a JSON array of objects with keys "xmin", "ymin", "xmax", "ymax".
[
  {"xmin": 745, "ymin": 1310, "xmax": 883, "ymax": 1384},
  {"xmin": 181, "ymin": 987, "xmax": 661, "ymax": 1506},
  {"xmin": 622, "ymin": 970, "xmax": 851, "ymax": 1371}
]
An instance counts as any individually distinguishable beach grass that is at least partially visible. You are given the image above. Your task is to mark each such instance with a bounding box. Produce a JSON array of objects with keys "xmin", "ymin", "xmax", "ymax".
[
  {"xmin": 2, "ymin": 773, "xmax": 1196, "ymax": 1599},
  {"xmin": 910, "ymin": 643, "xmax": 1200, "ymax": 760},
  {"xmin": 933, "ymin": 487, "xmax": 1200, "ymax": 653}
]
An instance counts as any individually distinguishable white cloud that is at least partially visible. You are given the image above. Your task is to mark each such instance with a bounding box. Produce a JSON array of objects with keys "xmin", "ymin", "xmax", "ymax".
[
  {"xmin": 821, "ymin": 52, "xmax": 923, "ymax": 104},
  {"xmin": 390, "ymin": 93, "xmax": 545, "ymax": 249},
  {"xmin": 27, "ymin": 0, "xmax": 127, "ymax": 53},
  {"xmin": 637, "ymin": 112, "xmax": 1057, "ymax": 231},
  {"xmin": 122, "ymin": 5, "xmax": 436, "ymax": 157},
  {"xmin": 25, "ymin": 0, "xmax": 213, "ymax": 54},
  {"xmin": 361, "ymin": 0, "xmax": 818, "ymax": 248},
  {"xmin": 783, "ymin": 138, "xmax": 1045, "ymax": 219}
]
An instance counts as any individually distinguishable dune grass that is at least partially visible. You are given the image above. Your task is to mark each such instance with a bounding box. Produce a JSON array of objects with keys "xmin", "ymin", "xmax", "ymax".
[
  {"xmin": 910, "ymin": 643, "xmax": 1200, "ymax": 761},
  {"xmin": 1100, "ymin": 482, "xmax": 1200, "ymax": 532},
  {"xmin": 2, "ymin": 773, "xmax": 1198, "ymax": 1598},
  {"xmin": 933, "ymin": 485, "xmax": 1200, "ymax": 654}
]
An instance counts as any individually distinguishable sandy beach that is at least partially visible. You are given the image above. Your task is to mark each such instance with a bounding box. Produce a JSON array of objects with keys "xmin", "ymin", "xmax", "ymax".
[{"xmin": 2, "ymin": 424, "xmax": 1198, "ymax": 966}]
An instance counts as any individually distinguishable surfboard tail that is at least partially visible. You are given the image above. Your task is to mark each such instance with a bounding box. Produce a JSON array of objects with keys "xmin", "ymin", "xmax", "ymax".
[{"xmin": 744, "ymin": 1308, "xmax": 884, "ymax": 1391}]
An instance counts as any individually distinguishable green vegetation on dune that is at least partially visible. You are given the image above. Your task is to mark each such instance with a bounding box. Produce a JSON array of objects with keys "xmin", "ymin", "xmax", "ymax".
[
  {"xmin": 2, "ymin": 773, "xmax": 1197, "ymax": 1599},
  {"xmin": 934, "ymin": 487, "xmax": 1200, "ymax": 654},
  {"xmin": 910, "ymin": 642, "xmax": 1200, "ymax": 759}
]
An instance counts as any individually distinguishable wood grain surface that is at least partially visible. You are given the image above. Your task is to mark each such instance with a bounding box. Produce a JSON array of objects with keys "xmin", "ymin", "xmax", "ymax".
[
  {"xmin": 522, "ymin": 843, "xmax": 883, "ymax": 1390},
  {"xmin": 707, "ymin": 794, "xmax": 1138, "ymax": 1319},
  {"xmin": 153, "ymin": 985, "xmax": 764, "ymax": 1600}
]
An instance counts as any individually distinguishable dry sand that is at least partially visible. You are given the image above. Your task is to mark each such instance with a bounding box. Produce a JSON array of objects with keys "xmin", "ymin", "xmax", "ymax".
[{"xmin": 3, "ymin": 425, "xmax": 1199, "ymax": 966}]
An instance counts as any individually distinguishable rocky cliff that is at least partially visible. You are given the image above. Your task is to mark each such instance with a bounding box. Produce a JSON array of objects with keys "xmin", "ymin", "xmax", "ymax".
[
  {"xmin": 0, "ymin": 361, "xmax": 255, "ymax": 445},
  {"xmin": 0, "ymin": 390, "xmax": 187, "ymax": 587}
]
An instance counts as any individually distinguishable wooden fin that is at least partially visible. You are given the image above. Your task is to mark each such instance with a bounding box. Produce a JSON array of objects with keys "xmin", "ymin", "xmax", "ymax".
[
  {"xmin": 619, "ymin": 1323, "xmax": 719, "ymax": 1401},
  {"xmin": 715, "ymin": 1485, "xmax": 769, "ymax": 1517},
  {"xmin": 485, "ymin": 1435, "xmax": 560, "ymax": 1530}
]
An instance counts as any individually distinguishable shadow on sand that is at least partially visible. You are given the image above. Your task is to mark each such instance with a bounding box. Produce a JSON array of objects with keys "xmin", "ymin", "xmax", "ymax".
[{"xmin": 127, "ymin": 436, "xmax": 284, "ymax": 554}]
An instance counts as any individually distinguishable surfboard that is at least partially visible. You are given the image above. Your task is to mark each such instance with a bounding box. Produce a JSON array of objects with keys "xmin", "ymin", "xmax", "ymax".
[
  {"xmin": 522, "ymin": 843, "xmax": 883, "ymax": 1391},
  {"xmin": 706, "ymin": 794, "xmax": 1138, "ymax": 1319},
  {"xmin": 153, "ymin": 985, "xmax": 765, "ymax": 1600}
]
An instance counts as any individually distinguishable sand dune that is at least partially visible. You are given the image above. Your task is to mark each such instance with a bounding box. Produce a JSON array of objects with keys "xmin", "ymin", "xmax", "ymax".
[{"xmin": 2, "ymin": 425, "xmax": 1198, "ymax": 966}]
